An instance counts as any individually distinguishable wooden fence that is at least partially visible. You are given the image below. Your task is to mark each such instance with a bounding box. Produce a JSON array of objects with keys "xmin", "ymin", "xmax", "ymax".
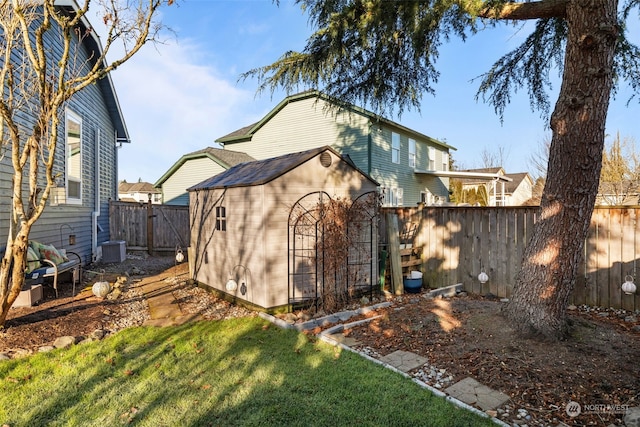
[
  {"xmin": 381, "ymin": 206, "xmax": 640, "ymax": 311},
  {"xmin": 109, "ymin": 201, "xmax": 190, "ymax": 254}
]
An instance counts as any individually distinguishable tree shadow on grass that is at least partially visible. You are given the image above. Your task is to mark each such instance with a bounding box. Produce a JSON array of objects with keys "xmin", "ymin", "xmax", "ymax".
[{"xmin": 0, "ymin": 318, "xmax": 492, "ymax": 427}]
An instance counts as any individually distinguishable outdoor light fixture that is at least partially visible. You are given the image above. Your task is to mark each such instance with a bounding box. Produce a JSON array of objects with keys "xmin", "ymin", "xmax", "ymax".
[
  {"xmin": 60, "ymin": 223, "xmax": 76, "ymax": 247},
  {"xmin": 622, "ymin": 275, "xmax": 637, "ymax": 295},
  {"xmin": 175, "ymin": 245, "xmax": 184, "ymax": 264},
  {"xmin": 226, "ymin": 265, "xmax": 249, "ymax": 295},
  {"xmin": 478, "ymin": 269, "xmax": 489, "ymax": 284},
  {"xmin": 226, "ymin": 279, "xmax": 238, "ymax": 292}
]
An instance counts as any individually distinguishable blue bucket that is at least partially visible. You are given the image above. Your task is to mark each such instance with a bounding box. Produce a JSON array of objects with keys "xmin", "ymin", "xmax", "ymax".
[{"xmin": 403, "ymin": 278, "xmax": 422, "ymax": 293}]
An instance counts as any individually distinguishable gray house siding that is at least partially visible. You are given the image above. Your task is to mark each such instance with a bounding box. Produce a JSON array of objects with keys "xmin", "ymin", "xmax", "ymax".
[{"xmin": 0, "ymin": 8, "xmax": 124, "ymax": 265}]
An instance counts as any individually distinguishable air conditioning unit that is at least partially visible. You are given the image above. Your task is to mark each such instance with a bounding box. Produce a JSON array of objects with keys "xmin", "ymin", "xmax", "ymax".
[{"xmin": 101, "ymin": 240, "xmax": 126, "ymax": 263}]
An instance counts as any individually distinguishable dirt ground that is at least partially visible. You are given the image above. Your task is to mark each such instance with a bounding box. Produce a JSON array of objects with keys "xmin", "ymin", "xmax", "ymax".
[
  {"xmin": 0, "ymin": 255, "xmax": 178, "ymax": 354},
  {"xmin": 344, "ymin": 293, "xmax": 640, "ymax": 426},
  {"xmin": 2, "ymin": 256, "xmax": 639, "ymax": 426}
]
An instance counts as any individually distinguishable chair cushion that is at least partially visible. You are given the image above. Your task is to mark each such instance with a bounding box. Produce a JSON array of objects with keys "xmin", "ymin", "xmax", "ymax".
[
  {"xmin": 30, "ymin": 241, "xmax": 68, "ymax": 265},
  {"xmin": 26, "ymin": 246, "xmax": 41, "ymax": 273}
]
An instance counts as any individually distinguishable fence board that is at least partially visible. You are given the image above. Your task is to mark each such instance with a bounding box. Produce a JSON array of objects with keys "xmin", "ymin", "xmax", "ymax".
[
  {"xmin": 595, "ymin": 213, "xmax": 610, "ymax": 307},
  {"xmin": 380, "ymin": 206, "xmax": 640, "ymax": 310},
  {"xmin": 471, "ymin": 210, "xmax": 482, "ymax": 294},
  {"xmin": 109, "ymin": 201, "xmax": 189, "ymax": 252},
  {"xmin": 609, "ymin": 210, "xmax": 624, "ymax": 309},
  {"xmin": 621, "ymin": 209, "xmax": 638, "ymax": 311}
]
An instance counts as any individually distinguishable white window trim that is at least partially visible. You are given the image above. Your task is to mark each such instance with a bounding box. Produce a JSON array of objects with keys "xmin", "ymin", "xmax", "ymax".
[
  {"xmin": 392, "ymin": 132, "xmax": 400, "ymax": 164},
  {"xmin": 442, "ymin": 152, "xmax": 449, "ymax": 171},
  {"xmin": 408, "ymin": 138, "xmax": 416, "ymax": 169},
  {"xmin": 65, "ymin": 109, "xmax": 83, "ymax": 205},
  {"xmin": 380, "ymin": 186, "xmax": 404, "ymax": 207},
  {"xmin": 428, "ymin": 146, "xmax": 436, "ymax": 171}
]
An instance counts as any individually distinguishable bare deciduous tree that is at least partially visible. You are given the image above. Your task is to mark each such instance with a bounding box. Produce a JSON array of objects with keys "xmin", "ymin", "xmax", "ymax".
[
  {"xmin": 479, "ymin": 144, "xmax": 510, "ymax": 169},
  {"xmin": 0, "ymin": 0, "xmax": 173, "ymax": 326},
  {"xmin": 599, "ymin": 132, "xmax": 640, "ymax": 205}
]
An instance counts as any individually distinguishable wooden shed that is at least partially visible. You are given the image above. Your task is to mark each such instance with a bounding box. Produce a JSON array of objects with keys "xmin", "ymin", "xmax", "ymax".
[{"xmin": 187, "ymin": 146, "xmax": 379, "ymax": 312}]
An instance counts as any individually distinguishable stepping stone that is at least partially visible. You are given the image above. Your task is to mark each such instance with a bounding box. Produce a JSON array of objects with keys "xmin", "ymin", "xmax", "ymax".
[
  {"xmin": 326, "ymin": 333, "xmax": 360, "ymax": 347},
  {"xmin": 379, "ymin": 350, "xmax": 428, "ymax": 372},
  {"xmin": 445, "ymin": 377, "xmax": 510, "ymax": 411}
]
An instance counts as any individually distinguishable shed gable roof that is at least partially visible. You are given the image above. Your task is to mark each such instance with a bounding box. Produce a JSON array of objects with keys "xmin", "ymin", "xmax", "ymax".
[
  {"xmin": 188, "ymin": 146, "xmax": 377, "ymax": 191},
  {"xmin": 216, "ymin": 90, "xmax": 455, "ymax": 151},
  {"xmin": 154, "ymin": 147, "xmax": 255, "ymax": 187}
]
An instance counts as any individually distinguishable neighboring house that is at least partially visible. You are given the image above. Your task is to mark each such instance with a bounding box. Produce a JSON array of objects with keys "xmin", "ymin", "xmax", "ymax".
[
  {"xmin": 453, "ymin": 168, "xmax": 533, "ymax": 206},
  {"xmin": 596, "ymin": 182, "xmax": 640, "ymax": 206},
  {"xmin": 216, "ymin": 91, "xmax": 456, "ymax": 206},
  {"xmin": 118, "ymin": 181, "xmax": 162, "ymax": 204},
  {"xmin": 504, "ymin": 172, "xmax": 535, "ymax": 206},
  {"xmin": 155, "ymin": 147, "xmax": 255, "ymax": 205},
  {"xmin": 187, "ymin": 146, "xmax": 379, "ymax": 311},
  {"xmin": 0, "ymin": 4, "xmax": 129, "ymax": 264}
]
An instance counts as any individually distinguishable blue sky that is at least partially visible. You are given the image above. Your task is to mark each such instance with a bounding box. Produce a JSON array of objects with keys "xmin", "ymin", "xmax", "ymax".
[{"xmin": 98, "ymin": 0, "xmax": 640, "ymax": 183}]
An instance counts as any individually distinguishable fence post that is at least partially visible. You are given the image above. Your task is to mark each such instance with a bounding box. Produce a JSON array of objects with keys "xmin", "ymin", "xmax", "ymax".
[
  {"xmin": 386, "ymin": 212, "xmax": 404, "ymax": 295},
  {"xmin": 147, "ymin": 194, "xmax": 154, "ymax": 256}
]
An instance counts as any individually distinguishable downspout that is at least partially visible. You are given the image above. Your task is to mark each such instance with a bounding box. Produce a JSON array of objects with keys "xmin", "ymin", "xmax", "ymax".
[
  {"xmin": 367, "ymin": 133, "xmax": 372, "ymax": 175},
  {"xmin": 367, "ymin": 119, "xmax": 376, "ymax": 176},
  {"xmin": 91, "ymin": 129, "xmax": 102, "ymax": 262}
]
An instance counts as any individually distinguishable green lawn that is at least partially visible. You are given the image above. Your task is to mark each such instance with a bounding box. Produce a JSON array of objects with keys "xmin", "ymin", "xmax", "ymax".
[{"xmin": 0, "ymin": 317, "xmax": 494, "ymax": 426}]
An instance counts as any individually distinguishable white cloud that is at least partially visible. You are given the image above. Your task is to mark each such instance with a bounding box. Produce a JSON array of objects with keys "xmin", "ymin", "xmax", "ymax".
[{"xmin": 110, "ymin": 38, "xmax": 260, "ymax": 183}]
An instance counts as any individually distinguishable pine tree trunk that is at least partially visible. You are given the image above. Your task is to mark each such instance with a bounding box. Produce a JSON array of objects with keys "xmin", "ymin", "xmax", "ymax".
[{"xmin": 505, "ymin": 0, "xmax": 618, "ymax": 339}]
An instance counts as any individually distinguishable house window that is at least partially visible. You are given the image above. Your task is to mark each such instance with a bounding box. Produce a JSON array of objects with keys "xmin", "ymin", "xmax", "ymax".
[
  {"xmin": 428, "ymin": 146, "xmax": 436, "ymax": 170},
  {"xmin": 408, "ymin": 138, "xmax": 416, "ymax": 168},
  {"xmin": 420, "ymin": 190, "xmax": 432, "ymax": 205},
  {"xmin": 394, "ymin": 187, "xmax": 404, "ymax": 206},
  {"xmin": 380, "ymin": 186, "xmax": 404, "ymax": 207},
  {"xmin": 216, "ymin": 206, "xmax": 226, "ymax": 231},
  {"xmin": 65, "ymin": 110, "xmax": 82, "ymax": 204},
  {"xmin": 392, "ymin": 132, "xmax": 400, "ymax": 164},
  {"xmin": 442, "ymin": 152, "xmax": 449, "ymax": 171}
]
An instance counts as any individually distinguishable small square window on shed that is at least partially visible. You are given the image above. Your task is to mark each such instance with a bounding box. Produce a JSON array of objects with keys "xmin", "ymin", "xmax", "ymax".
[{"xmin": 216, "ymin": 206, "xmax": 226, "ymax": 231}]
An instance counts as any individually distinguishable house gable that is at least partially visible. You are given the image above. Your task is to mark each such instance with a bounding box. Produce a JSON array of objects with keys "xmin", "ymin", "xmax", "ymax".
[
  {"xmin": 216, "ymin": 91, "xmax": 455, "ymax": 206},
  {"xmin": 155, "ymin": 147, "xmax": 255, "ymax": 205}
]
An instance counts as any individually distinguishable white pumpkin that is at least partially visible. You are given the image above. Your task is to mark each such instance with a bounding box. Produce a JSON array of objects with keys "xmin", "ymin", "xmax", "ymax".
[{"xmin": 92, "ymin": 281, "xmax": 111, "ymax": 298}]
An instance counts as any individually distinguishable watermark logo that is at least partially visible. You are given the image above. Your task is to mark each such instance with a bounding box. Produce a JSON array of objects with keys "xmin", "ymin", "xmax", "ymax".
[
  {"xmin": 565, "ymin": 401, "xmax": 628, "ymax": 418},
  {"xmin": 566, "ymin": 401, "xmax": 581, "ymax": 418}
]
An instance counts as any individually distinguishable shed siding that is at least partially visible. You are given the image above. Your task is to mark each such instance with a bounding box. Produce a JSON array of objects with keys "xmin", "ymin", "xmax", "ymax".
[
  {"xmin": 190, "ymin": 150, "xmax": 378, "ymax": 310},
  {"xmin": 190, "ymin": 185, "xmax": 269, "ymax": 307},
  {"xmin": 163, "ymin": 157, "xmax": 228, "ymax": 205}
]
